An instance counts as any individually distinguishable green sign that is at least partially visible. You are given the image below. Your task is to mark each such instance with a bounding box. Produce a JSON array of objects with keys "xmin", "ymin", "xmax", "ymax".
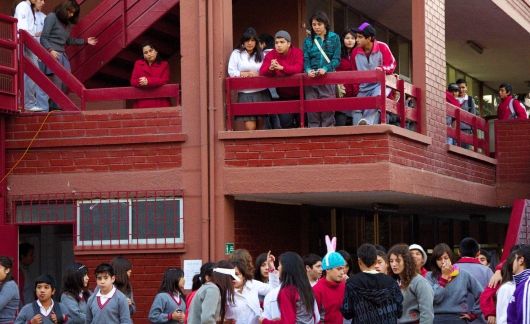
[{"xmin": 225, "ymin": 242, "xmax": 235, "ymax": 255}]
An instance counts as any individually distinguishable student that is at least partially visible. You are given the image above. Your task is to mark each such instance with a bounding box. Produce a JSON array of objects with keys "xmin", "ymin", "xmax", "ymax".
[
  {"xmin": 226, "ymin": 257, "xmax": 279, "ymax": 324},
  {"xmin": 32, "ymin": 0, "xmax": 49, "ymax": 112},
  {"xmin": 446, "ymin": 83, "xmax": 461, "ymax": 145},
  {"xmin": 261, "ymin": 252, "xmax": 318, "ymax": 324},
  {"xmin": 388, "ymin": 244, "xmax": 434, "ymax": 323},
  {"xmin": 455, "ymin": 79, "xmax": 477, "ymax": 143},
  {"xmin": 60, "ymin": 263, "xmax": 91, "ymax": 324},
  {"xmin": 187, "ymin": 260, "xmax": 236, "ymax": 324},
  {"xmin": 130, "ymin": 42, "xmax": 172, "ymax": 108},
  {"xmin": 228, "ymin": 27, "xmax": 270, "ymax": 131},
  {"xmin": 337, "ymin": 250, "xmax": 354, "ymax": 279},
  {"xmin": 303, "ymin": 253, "xmax": 323, "ymax": 287},
  {"xmin": 341, "ymin": 243, "xmax": 403, "ymax": 323},
  {"xmin": 507, "ymin": 245, "xmax": 530, "ymax": 324},
  {"xmin": 426, "ymin": 243, "xmax": 483, "ymax": 323},
  {"xmin": 497, "ymin": 83, "xmax": 528, "ymax": 120},
  {"xmin": 0, "ymin": 256, "xmax": 19, "ymax": 324},
  {"xmin": 259, "ymin": 30, "xmax": 304, "ymax": 129},
  {"xmin": 111, "ymin": 256, "xmax": 135, "ymax": 316},
  {"xmin": 40, "ymin": 0, "xmax": 97, "ymax": 109},
  {"xmin": 86, "ymin": 263, "xmax": 131, "ymax": 324},
  {"xmin": 351, "ymin": 22, "xmax": 396, "ymax": 125},
  {"xmin": 335, "ymin": 30, "xmax": 359, "ymax": 126},
  {"xmin": 303, "ymin": 11, "xmax": 341, "ymax": 128},
  {"xmin": 375, "ymin": 250, "xmax": 390, "ymax": 274},
  {"xmin": 148, "ymin": 267, "xmax": 186, "ymax": 323},
  {"xmin": 313, "ymin": 236, "xmax": 346, "ymax": 324},
  {"xmin": 477, "ymin": 249, "xmax": 492, "ymax": 269},
  {"xmin": 185, "ymin": 262, "xmax": 215, "ymax": 324},
  {"xmin": 254, "ymin": 252, "xmax": 270, "ymax": 283},
  {"xmin": 15, "ymin": 274, "xmax": 68, "ymax": 324},
  {"xmin": 456, "ymin": 237, "xmax": 493, "ymax": 289},
  {"xmin": 409, "ymin": 244, "xmax": 428, "ymax": 277}
]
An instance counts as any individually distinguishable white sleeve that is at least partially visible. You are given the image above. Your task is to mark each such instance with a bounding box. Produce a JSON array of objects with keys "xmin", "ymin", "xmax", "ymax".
[
  {"xmin": 496, "ymin": 283, "xmax": 515, "ymax": 324},
  {"xmin": 14, "ymin": 3, "xmax": 34, "ymax": 34},
  {"xmin": 227, "ymin": 50, "xmax": 241, "ymax": 77},
  {"xmin": 262, "ymin": 287, "xmax": 280, "ymax": 320}
]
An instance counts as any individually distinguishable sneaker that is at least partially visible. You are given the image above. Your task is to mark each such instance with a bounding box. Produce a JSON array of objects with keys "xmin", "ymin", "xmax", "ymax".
[
  {"xmin": 27, "ymin": 107, "xmax": 45, "ymax": 112},
  {"xmin": 357, "ymin": 118, "xmax": 368, "ymax": 125}
]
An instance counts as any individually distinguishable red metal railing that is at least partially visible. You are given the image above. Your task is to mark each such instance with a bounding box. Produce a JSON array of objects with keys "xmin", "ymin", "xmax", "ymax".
[
  {"xmin": 446, "ymin": 102, "xmax": 489, "ymax": 155},
  {"xmin": 9, "ymin": 190, "xmax": 184, "ymax": 250},
  {"xmin": 19, "ymin": 29, "xmax": 179, "ymax": 111},
  {"xmin": 0, "ymin": 14, "xmax": 19, "ymax": 114},
  {"xmin": 225, "ymin": 70, "xmax": 422, "ymax": 131}
]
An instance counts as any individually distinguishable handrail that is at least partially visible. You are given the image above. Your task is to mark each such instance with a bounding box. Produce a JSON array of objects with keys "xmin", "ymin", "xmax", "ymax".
[
  {"xmin": 446, "ymin": 102, "xmax": 489, "ymax": 155},
  {"xmin": 225, "ymin": 70, "xmax": 421, "ymax": 131},
  {"xmin": 18, "ymin": 29, "xmax": 179, "ymax": 111}
]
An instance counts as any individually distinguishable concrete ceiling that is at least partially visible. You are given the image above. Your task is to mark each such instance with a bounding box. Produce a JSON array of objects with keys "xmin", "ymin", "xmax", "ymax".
[{"xmin": 342, "ymin": 0, "xmax": 530, "ymax": 93}]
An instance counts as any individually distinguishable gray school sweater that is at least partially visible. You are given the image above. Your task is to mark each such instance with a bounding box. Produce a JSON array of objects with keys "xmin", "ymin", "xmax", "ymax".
[
  {"xmin": 86, "ymin": 288, "xmax": 132, "ymax": 324},
  {"xmin": 187, "ymin": 282, "xmax": 221, "ymax": 324},
  {"xmin": 399, "ymin": 275, "xmax": 434, "ymax": 324},
  {"xmin": 40, "ymin": 13, "xmax": 85, "ymax": 53},
  {"xmin": 14, "ymin": 301, "xmax": 68, "ymax": 324},
  {"xmin": 0, "ymin": 280, "xmax": 20, "ymax": 324},
  {"xmin": 148, "ymin": 292, "xmax": 186, "ymax": 323},
  {"xmin": 426, "ymin": 269, "xmax": 483, "ymax": 319},
  {"xmin": 60, "ymin": 292, "xmax": 88, "ymax": 324}
]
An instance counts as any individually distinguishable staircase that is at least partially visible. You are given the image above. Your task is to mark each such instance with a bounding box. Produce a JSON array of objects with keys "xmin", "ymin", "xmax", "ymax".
[{"xmin": 68, "ymin": 0, "xmax": 180, "ymax": 86}]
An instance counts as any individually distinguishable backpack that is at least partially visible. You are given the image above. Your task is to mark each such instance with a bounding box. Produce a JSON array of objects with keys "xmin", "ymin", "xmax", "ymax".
[
  {"xmin": 32, "ymin": 300, "xmax": 65, "ymax": 324},
  {"xmin": 508, "ymin": 98, "xmax": 518, "ymax": 119}
]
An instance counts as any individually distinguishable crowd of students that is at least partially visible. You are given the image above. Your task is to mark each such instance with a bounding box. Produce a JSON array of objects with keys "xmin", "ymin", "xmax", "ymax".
[{"xmin": 1, "ymin": 237, "xmax": 529, "ymax": 324}]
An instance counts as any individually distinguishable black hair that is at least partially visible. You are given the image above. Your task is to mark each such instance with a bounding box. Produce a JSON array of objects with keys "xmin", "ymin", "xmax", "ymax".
[
  {"xmin": 459, "ymin": 237, "xmax": 480, "ymax": 258},
  {"xmin": 278, "ymin": 252, "xmax": 314, "ymax": 315},
  {"xmin": 479, "ymin": 249, "xmax": 491, "ymax": 263},
  {"xmin": 308, "ymin": 11, "xmax": 330, "ymax": 39},
  {"xmin": 338, "ymin": 250, "xmax": 353, "ymax": 276},
  {"xmin": 448, "ymin": 83, "xmax": 459, "ymax": 92},
  {"xmin": 231, "ymin": 258, "xmax": 252, "ymax": 285},
  {"xmin": 158, "ymin": 268, "xmax": 185, "ymax": 298},
  {"xmin": 191, "ymin": 262, "xmax": 215, "ymax": 291},
  {"xmin": 374, "ymin": 244, "xmax": 387, "ymax": 253},
  {"xmin": 340, "ymin": 30, "xmax": 356, "ymax": 59},
  {"xmin": 430, "ymin": 243, "xmax": 455, "ymax": 279},
  {"xmin": 357, "ymin": 243, "xmax": 377, "ymax": 267},
  {"xmin": 501, "ymin": 251, "xmax": 516, "ymax": 284},
  {"xmin": 55, "ymin": 0, "xmax": 80, "ymax": 25},
  {"xmin": 254, "ymin": 253, "xmax": 268, "ymax": 282},
  {"xmin": 0, "ymin": 256, "xmax": 14, "ymax": 282},
  {"xmin": 499, "ymin": 83, "xmax": 513, "ymax": 95},
  {"xmin": 35, "ymin": 274, "xmax": 57, "ymax": 291},
  {"xmin": 111, "ymin": 256, "xmax": 132, "ymax": 296},
  {"xmin": 258, "ymin": 34, "xmax": 274, "ymax": 50},
  {"xmin": 303, "ymin": 253, "xmax": 321, "ymax": 268},
  {"xmin": 211, "ymin": 260, "xmax": 235, "ymax": 323},
  {"xmin": 140, "ymin": 42, "xmax": 162, "ymax": 63},
  {"xmin": 95, "ymin": 263, "xmax": 115, "ymax": 277},
  {"xmin": 238, "ymin": 27, "xmax": 263, "ymax": 63},
  {"xmin": 19, "ymin": 242, "xmax": 34, "ymax": 259},
  {"xmin": 62, "ymin": 263, "xmax": 90, "ymax": 302},
  {"xmin": 514, "ymin": 245, "xmax": 530, "ymax": 269},
  {"xmin": 455, "ymin": 78, "xmax": 467, "ymax": 85}
]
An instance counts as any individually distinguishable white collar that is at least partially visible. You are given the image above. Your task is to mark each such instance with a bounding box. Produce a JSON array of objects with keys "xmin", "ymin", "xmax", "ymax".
[
  {"xmin": 96, "ymin": 286, "xmax": 116, "ymax": 298},
  {"xmin": 37, "ymin": 299, "xmax": 54, "ymax": 316}
]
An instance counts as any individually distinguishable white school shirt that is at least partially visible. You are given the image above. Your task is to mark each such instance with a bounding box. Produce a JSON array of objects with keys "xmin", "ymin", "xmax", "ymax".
[
  {"xmin": 96, "ymin": 286, "xmax": 117, "ymax": 305},
  {"xmin": 496, "ymin": 281, "xmax": 515, "ymax": 324},
  {"xmin": 227, "ymin": 49, "xmax": 265, "ymax": 93},
  {"xmin": 225, "ymin": 274, "xmax": 280, "ymax": 324},
  {"xmin": 14, "ymin": 0, "xmax": 35, "ymax": 35},
  {"xmin": 37, "ymin": 299, "xmax": 54, "ymax": 316},
  {"xmin": 34, "ymin": 11, "xmax": 46, "ymax": 42}
]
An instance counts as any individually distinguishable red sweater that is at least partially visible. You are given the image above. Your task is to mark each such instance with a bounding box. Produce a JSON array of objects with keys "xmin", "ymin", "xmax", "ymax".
[
  {"xmin": 259, "ymin": 47, "xmax": 304, "ymax": 99},
  {"xmin": 336, "ymin": 53, "xmax": 359, "ymax": 97},
  {"xmin": 262, "ymin": 285, "xmax": 306, "ymax": 324},
  {"xmin": 130, "ymin": 59, "xmax": 172, "ymax": 108},
  {"xmin": 312, "ymin": 277, "xmax": 345, "ymax": 324},
  {"xmin": 497, "ymin": 95, "xmax": 528, "ymax": 120}
]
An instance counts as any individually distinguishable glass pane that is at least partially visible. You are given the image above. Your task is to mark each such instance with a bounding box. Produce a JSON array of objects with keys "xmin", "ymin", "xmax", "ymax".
[
  {"xmin": 78, "ymin": 200, "xmax": 129, "ymax": 242},
  {"xmin": 132, "ymin": 199, "xmax": 181, "ymax": 240},
  {"xmin": 16, "ymin": 203, "xmax": 75, "ymax": 223}
]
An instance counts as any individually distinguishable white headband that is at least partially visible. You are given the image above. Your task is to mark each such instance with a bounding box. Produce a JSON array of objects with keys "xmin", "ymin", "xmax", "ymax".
[{"xmin": 213, "ymin": 268, "xmax": 240, "ymax": 282}]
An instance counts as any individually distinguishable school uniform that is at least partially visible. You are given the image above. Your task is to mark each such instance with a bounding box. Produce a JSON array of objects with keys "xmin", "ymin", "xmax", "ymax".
[
  {"xmin": 0, "ymin": 280, "xmax": 20, "ymax": 324},
  {"xmin": 14, "ymin": 300, "xmax": 69, "ymax": 324},
  {"xmin": 86, "ymin": 286, "xmax": 132, "ymax": 324},
  {"xmin": 148, "ymin": 292, "xmax": 186, "ymax": 323},
  {"xmin": 60, "ymin": 292, "xmax": 88, "ymax": 324}
]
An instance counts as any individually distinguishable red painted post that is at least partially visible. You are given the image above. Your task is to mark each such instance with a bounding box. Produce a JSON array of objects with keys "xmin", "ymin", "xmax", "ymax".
[
  {"xmin": 299, "ymin": 76, "xmax": 305, "ymax": 128},
  {"xmin": 397, "ymin": 78, "xmax": 405, "ymax": 128},
  {"xmin": 225, "ymin": 78, "xmax": 232, "ymax": 130}
]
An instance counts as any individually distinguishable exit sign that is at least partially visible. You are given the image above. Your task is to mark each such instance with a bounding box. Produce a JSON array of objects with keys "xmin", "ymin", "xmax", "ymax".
[{"xmin": 225, "ymin": 242, "xmax": 234, "ymax": 255}]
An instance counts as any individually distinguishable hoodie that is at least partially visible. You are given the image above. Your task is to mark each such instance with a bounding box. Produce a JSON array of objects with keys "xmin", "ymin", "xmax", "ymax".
[{"xmin": 341, "ymin": 272, "xmax": 403, "ymax": 324}]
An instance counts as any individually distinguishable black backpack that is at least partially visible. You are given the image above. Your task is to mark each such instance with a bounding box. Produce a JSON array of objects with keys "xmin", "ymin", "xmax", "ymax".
[{"xmin": 32, "ymin": 300, "xmax": 65, "ymax": 324}]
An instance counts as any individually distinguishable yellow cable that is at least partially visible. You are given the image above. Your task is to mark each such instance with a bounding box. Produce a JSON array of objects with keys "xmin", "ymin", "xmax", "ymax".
[{"xmin": 0, "ymin": 110, "xmax": 54, "ymax": 184}]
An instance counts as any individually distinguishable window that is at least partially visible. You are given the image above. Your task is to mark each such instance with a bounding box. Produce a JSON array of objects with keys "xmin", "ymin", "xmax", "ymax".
[{"xmin": 76, "ymin": 197, "xmax": 183, "ymax": 246}]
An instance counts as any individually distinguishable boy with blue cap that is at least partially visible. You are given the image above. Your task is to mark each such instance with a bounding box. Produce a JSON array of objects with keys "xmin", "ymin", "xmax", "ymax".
[{"xmin": 313, "ymin": 235, "xmax": 346, "ymax": 324}]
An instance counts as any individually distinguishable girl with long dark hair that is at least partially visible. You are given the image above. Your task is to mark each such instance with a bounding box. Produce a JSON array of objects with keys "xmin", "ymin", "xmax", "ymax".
[
  {"xmin": 148, "ymin": 268, "xmax": 186, "ymax": 323},
  {"xmin": 61, "ymin": 263, "xmax": 91, "ymax": 324},
  {"xmin": 426, "ymin": 243, "xmax": 482, "ymax": 323},
  {"xmin": 111, "ymin": 256, "xmax": 135, "ymax": 316},
  {"xmin": 388, "ymin": 244, "xmax": 433, "ymax": 323},
  {"xmin": 0, "ymin": 256, "xmax": 19, "ymax": 324},
  {"xmin": 335, "ymin": 30, "xmax": 360, "ymax": 126}
]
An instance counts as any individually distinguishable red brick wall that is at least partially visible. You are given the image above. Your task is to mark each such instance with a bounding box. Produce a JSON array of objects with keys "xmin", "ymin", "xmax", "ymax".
[
  {"xmin": 76, "ymin": 253, "xmax": 182, "ymax": 324},
  {"xmin": 6, "ymin": 108, "xmax": 183, "ymax": 174}
]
